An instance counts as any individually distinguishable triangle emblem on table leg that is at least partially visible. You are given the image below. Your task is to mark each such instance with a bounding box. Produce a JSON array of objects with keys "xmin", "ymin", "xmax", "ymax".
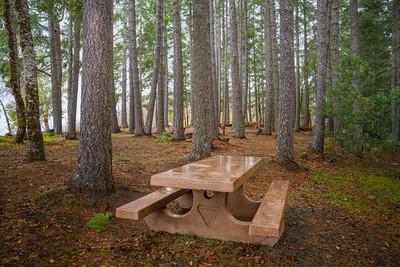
[{"xmin": 198, "ymin": 206, "xmax": 220, "ymax": 226}]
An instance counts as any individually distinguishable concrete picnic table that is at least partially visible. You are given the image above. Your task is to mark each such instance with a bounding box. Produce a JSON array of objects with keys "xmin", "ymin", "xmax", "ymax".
[{"xmin": 116, "ymin": 155, "xmax": 289, "ymax": 246}]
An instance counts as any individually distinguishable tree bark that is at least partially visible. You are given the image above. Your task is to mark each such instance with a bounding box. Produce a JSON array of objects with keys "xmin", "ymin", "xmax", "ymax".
[
  {"xmin": 128, "ymin": 0, "xmax": 135, "ymax": 133},
  {"xmin": 188, "ymin": 0, "xmax": 213, "ymax": 161},
  {"xmin": 263, "ymin": 0, "xmax": 273, "ymax": 135},
  {"xmin": 275, "ymin": 0, "xmax": 295, "ymax": 162},
  {"xmin": 331, "ymin": 0, "xmax": 341, "ymax": 135},
  {"xmin": 68, "ymin": 0, "xmax": 114, "ymax": 194},
  {"xmin": 111, "ymin": 70, "xmax": 120, "ymax": 134},
  {"xmin": 210, "ymin": 0, "xmax": 218, "ymax": 138},
  {"xmin": 310, "ymin": 0, "xmax": 328, "ymax": 154},
  {"xmin": 48, "ymin": 5, "xmax": 62, "ymax": 133},
  {"xmin": 15, "ymin": 0, "xmax": 45, "ymax": 161},
  {"xmin": 229, "ymin": 0, "xmax": 245, "ymax": 138},
  {"xmin": 164, "ymin": 22, "xmax": 169, "ymax": 128},
  {"xmin": 222, "ymin": 0, "xmax": 229, "ymax": 128},
  {"xmin": 121, "ymin": 0, "xmax": 128, "ymax": 129},
  {"xmin": 145, "ymin": 0, "xmax": 164, "ymax": 135},
  {"xmin": 172, "ymin": 0, "xmax": 185, "ymax": 140},
  {"xmin": 392, "ymin": 1, "xmax": 400, "ymax": 141},
  {"xmin": 270, "ymin": 0, "xmax": 279, "ymax": 130},
  {"xmin": 67, "ymin": 17, "xmax": 81, "ymax": 140},
  {"xmin": 302, "ymin": 0, "xmax": 310, "ymax": 129},
  {"xmin": 156, "ymin": 24, "xmax": 165, "ymax": 134},
  {"xmin": 294, "ymin": 0, "xmax": 301, "ymax": 132},
  {"xmin": 4, "ymin": 0, "xmax": 26, "ymax": 143}
]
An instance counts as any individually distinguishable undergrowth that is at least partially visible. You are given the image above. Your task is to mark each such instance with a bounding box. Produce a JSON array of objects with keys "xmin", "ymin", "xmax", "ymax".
[
  {"xmin": 156, "ymin": 132, "xmax": 173, "ymax": 144},
  {"xmin": 86, "ymin": 212, "xmax": 112, "ymax": 232}
]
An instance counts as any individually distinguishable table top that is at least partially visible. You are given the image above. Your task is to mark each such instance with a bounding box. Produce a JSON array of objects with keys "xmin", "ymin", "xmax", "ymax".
[{"xmin": 150, "ymin": 155, "xmax": 264, "ymax": 192}]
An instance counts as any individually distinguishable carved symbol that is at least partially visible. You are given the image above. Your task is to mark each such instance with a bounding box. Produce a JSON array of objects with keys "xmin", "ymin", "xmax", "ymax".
[{"xmin": 198, "ymin": 206, "xmax": 220, "ymax": 226}]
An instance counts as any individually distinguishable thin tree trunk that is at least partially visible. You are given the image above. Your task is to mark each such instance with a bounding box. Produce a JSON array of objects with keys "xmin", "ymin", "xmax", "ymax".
[
  {"xmin": 392, "ymin": 1, "xmax": 400, "ymax": 141},
  {"xmin": 331, "ymin": 0, "xmax": 341, "ymax": 135},
  {"xmin": 302, "ymin": 0, "xmax": 310, "ymax": 129},
  {"xmin": 156, "ymin": 23, "xmax": 165, "ymax": 134},
  {"xmin": 67, "ymin": 18, "xmax": 74, "ymax": 132},
  {"xmin": 4, "ymin": 0, "xmax": 26, "ymax": 143},
  {"xmin": 310, "ymin": 0, "xmax": 328, "ymax": 154},
  {"xmin": 242, "ymin": 0, "xmax": 249, "ymax": 123},
  {"xmin": 229, "ymin": 0, "xmax": 245, "ymax": 138},
  {"xmin": 111, "ymin": 71, "xmax": 120, "ymax": 133},
  {"xmin": 188, "ymin": 0, "xmax": 213, "ymax": 161},
  {"xmin": 145, "ymin": 0, "xmax": 163, "ymax": 135},
  {"xmin": 263, "ymin": 0, "xmax": 273, "ymax": 135},
  {"xmin": 68, "ymin": 0, "xmax": 114, "ymax": 194},
  {"xmin": 270, "ymin": 0, "xmax": 279, "ymax": 130},
  {"xmin": 164, "ymin": 22, "xmax": 169, "ymax": 128},
  {"xmin": 15, "ymin": 0, "xmax": 45, "ymax": 160},
  {"xmin": 276, "ymin": 0, "xmax": 295, "ymax": 162},
  {"xmin": 0, "ymin": 98, "xmax": 12, "ymax": 134},
  {"xmin": 128, "ymin": 0, "xmax": 135, "ymax": 133},
  {"xmin": 215, "ymin": 0, "xmax": 221, "ymax": 126},
  {"xmin": 223, "ymin": 0, "xmax": 229, "ymax": 128},
  {"xmin": 294, "ymin": 0, "xmax": 301, "ymax": 132},
  {"xmin": 121, "ymin": 0, "xmax": 128, "ymax": 128},
  {"xmin": 209, "ymin": 0, "xmax": 218, "ymax": 138},
  {"xmin": 172, "ymin": 0, "xmax": 185, "ymax": 140}
]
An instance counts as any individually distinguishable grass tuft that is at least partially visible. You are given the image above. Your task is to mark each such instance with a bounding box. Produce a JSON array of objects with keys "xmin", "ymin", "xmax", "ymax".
[
  {"xmin": 59, "ymin": 247, "xmax": 79, "ymax": 258},
  {"xmin": 156, "ymin": 132, "xmax": 173, "ymax": 144},
  {"xmin": 86, "ymin": 212, "xmax": 112, "ymax": 232}
]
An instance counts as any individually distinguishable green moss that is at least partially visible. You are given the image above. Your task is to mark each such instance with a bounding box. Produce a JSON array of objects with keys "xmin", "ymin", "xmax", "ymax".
[{"xmin": 86, "ymin": 213, "xmax": 112, "ymax": 232}]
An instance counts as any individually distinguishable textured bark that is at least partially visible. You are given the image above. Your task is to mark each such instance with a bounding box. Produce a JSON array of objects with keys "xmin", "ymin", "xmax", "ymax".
[
  {"xmin": 209, "ymin": 0, "xmax": 218, "ymax": 137},
  {"xmin": 4, "ymin": 0, "xmax": 26, "ymax": 143},
  {"xmin": 66, "ymin": 18, "xmax": 81, "ymax": 140},
  {"xmin": 392, "ymin": 1, "xmax": 400, "ymax": 141},
  {"xmin": 68, "ymin": 0, "xmax": 114, "ymax": 194},
  {"xmin": 275, "ymin": 0, "xmax": 295, "ymax": 162},
  {"xmin": 242, "ymin": 1, "xmax": 249, "ymax": 123},
  {"xmin": 121, "ymin": 0, "xmax": 128, "ymax": 128},
  {"xmin": 222, "ymin": 0, "xmax": 229, "ymax": 127},
  {"xmin": 163, "ymin": 24, "xmax": 169, "ymax": 128},
  {"xmin": 310, "ymin": 0, "xmax": 328, "ymax": 154},
  {"xmin": 129, "ymin": 0, "xmax": 144, "ymax": 136},
  {"xmin": 111, "ymin": 71, "xmax": 120, "ymax": 134},
  {"xmin": 294, "ymin": 1, "xmax": 301, "ymax": 132},
  {"xmin": 67, "ymin": 18, "xmax": 73, "ymax": 132},
  {"xmin": 156, "ymin": 26, "xmax": 165, "ymax": 134},
  {"xmin": 172, "ymin": 0, "xmax": 185, "ymax": 140},
  {"xmin": 229, "ymin": 0, "xmax": 245, "ymax": 138},
  {"xmin": 15, "ymin": 0, "xmax": 45, "ymax": 160},
  {"xmin": 48, "ymin": 6, "xmax": 62, "ymax": 133},
  {"xmin": 270, "ymin": 0, "xmax": 279, "ymax": 130},
  {"xmin": 263, "ymin": 0, "xmax": 273, "ymax": 135},
  {"xmin": 330, "ymin": 0, "xmax": 341, "ymax": 135},
  {"xmin": 145, "ymin": 0, "xmax": 164, "ymax": 135},
  {"xmin": 215, "ymin": 0, "xmax": 221, "ymax": 125},
  {"xmin": 188, "ymin": 0, "xmax": 213, "ymax": 161},
  {"xmin": 302, "ymin": 0, "xmax": 310, "ymax": 128}
]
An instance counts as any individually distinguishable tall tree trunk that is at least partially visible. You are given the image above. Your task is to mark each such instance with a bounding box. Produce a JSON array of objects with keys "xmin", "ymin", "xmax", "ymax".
[
  {"xmin": 3, "ymin": 0, "xmax": 26, "ymax": 143},
  {"xmin": 302, "ymin": 0, "xmax": 310, "ymax": 129},
  {"xmin": 331, "ymin": 0, "xmax": 341, "ymax": 135},
  {"xmin": 223, "ymin": 0, "xmax": 229, "ymax": 128},
  {"xmin": 67, "ymin": 18, "xmax": 73, "ymax": 133},
  {"xmin": 48, "ymin": 7, "xmax": 62, "ymax": 133},
  {"xmin": 145, "ymin": 0, "xmax": 163, "ymax": 135},
  {"xmin": 263, "ymin": 0, "xmax": 273, "ymax": 135},
  {"xmin": 67, "ymin": 17, "xmax": 81, "ymax": 140},
  {"xmin": 210, "ymin": 0, "xmax": 218, "ymax": 137},
  {"xmin": 242, "ymin": 0, "xmax": 249, "ymax": 123},
  {"xmin": 276, "ymin": 0, "xmax": 295, "ymax": 162},
  {"xmin": 310, "ymin": 0, "xmax": 328, "ymax": 154},
  {"xmin": 68, "ymin": 0, "xmax": 114, "ymax": 194},
  {"xmin": 15, "ymin": 0, "xmax": 45, "ymax": 160},
  {"xmin": 188, "ymin": 0, "xmax": 213, "ymax": 161},
  {"xmin": 121, "ymin": 0, "xmax": 128, "ymax": 128},
  {"xmin": 163, "ymin": 22, "xmax": 169, "ymax": 128},
  {"xmin": 215, "ymin": 0, "xmax": 221, "ymax": 126},
  {"xmin": 156, "ymin": 25, "xmax": 165, "ymax": 134},
  {"xmin": 392, "ymin": 1, "xmax": 400, "ymax": 141},
  {"xmin": 229, "ymin": 0, "xmax": 245, "ymax": 138},
  {"xmin": 294, "ymin": 0, "xmax": 301, "ymax": 132},
  {"xmin": 270, "ymin": 0, "xmax": 279, "ymax": 130},
  {"xmin": 172, "ymin": 0, "xmax": 185, "ymax": 140},
  {"xmin": 0, "ymin": 98, "xmax": 12, "ymax": 134},
  {"xmin": 128, "ymin": 0, "xmax": 135, "ymax": 133}
]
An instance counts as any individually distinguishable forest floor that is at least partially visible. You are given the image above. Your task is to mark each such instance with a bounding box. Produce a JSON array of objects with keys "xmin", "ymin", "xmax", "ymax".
[{"xmin": 1, "ymin": 126, "xmax": 400, "ymax": 267}]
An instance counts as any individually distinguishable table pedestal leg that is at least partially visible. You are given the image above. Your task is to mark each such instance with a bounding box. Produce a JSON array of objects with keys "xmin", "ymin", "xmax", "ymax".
[{"xmin": 144, "ymin": 189, "xmax": 280, "ymax": 246}]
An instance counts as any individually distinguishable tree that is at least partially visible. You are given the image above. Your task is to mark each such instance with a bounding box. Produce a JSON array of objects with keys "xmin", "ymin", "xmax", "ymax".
[
  {"xmin": 144, "ymin": 0, "xmax": 164, "ymax": 135},
  {"xmin": 155, "ymin": 25, "xmax": 166, "ymax": 134},
  {"xmin": 48, "ymin": 1, "xmax": 63, "ymax": 133},
  {"xmin": 129, "ymin": 0, "xmax": 144, "ymax": 136},
  {"xmin": 120, "ymin": 0, "xmax": 128, "ymax": 128},
  {"xmin": 15, "ymin": 0, "xmax": 45, "ymax": 161},
  {"xmin": 275, "ymin": 0, "xmax": 295, "ymax": 162},
  {"xmin": 294, "ymin": 0, "xmax": 301, "ymax": 132},
  {"xmin": 229, "ymin": 0, "xmax": 245, "ymax": 138},
  {"xmin": 263, "ymin": 0, "xmax": 273, "ymax": 135},
  {"xmin": 188, "ymin": 0, "xmax": 213, "ymax": 161},
  {"xmin": 66, "ymin": 3, "xmax": 82, "ymax": 140},
  {"xmin": 68, "ymin": 0, "xmax": 114, "ymax": 194},
  {"xmin": 392, "ymin": 0, "xmax": 400, "ymax": 141},
  {"xmin": 302, "ymin": 0, "xmax": 310, "ymax": 129},
  {"xmin": 3, "ymin": 0, "xmax": 26, "ymax": 143},
  {"xmin": 270, "ymin": 0, "xmax": 279, "ymax": 130},
  {"xmin": 172, "ymin": 0, "xmax": 185, "ymax": 140}
]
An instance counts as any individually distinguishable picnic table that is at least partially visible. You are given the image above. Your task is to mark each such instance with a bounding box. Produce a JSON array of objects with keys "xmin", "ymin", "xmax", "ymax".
[{"xmin": 116, "ymin": 155, "xmax": 289, "ymax": 246}]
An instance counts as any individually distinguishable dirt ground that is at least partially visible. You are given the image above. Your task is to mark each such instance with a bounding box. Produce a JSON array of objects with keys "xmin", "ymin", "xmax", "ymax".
[{"xmin": 0, "ymin": 127, "xmax": 399, "ymax": 267}]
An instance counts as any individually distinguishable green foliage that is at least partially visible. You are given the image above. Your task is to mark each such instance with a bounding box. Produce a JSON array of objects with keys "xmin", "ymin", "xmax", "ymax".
[
  {"xmin": 114, "ymin": 155, "xmax": 129, "ymax": 162},
  {"xmin": 42, "ymin": 132, "xmax": 64, "ymax": 143},
  {"xmin": 156, "ymin": 132, "xmax": 173, "ymax": 144},
  {"xmin": 59, "ymin": 247, "xmax": 79, "ymax": 259},
  {"xmin": 86, "ymin": 212, "xmax": 112, "ymax": 232}
]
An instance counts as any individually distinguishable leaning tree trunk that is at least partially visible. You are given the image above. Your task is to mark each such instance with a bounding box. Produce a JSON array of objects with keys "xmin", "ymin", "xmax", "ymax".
[
  {"xmin": 331, "ymin": 0, "xmax": 341, "ymax": 135},
  {"xmin": 120, "ymin": 0, "xmax": 128, "ymax": 129},
  {"xmin": 294, "ymin": 1, "xmax": 301, "ymax": 132},
  {"xmin": 4, "ymin": 0, "xmax": 26, "ymax": 143},
  {"xmin": 172, "ymin": 0, "xmax": 185, "ymax": 140},
  {"xmin": 275, "ymin": 0, "xmax": 295, "ymax": 162},
  {"xmin": 0, "ymin": 98, "xmax": 12, "ymax": 134},
  {"xmin": 263, "ymin": 0, "xmax": 273, "ymax": 135},
  {"xmin": 48, "ymin": 7, "xmax": 62, "ymax": 133},
  {"xmin": 67, "ymin": 18, "xmax": 81, "ymax": 140},
  {"xmin": 68, "ymin": 0, "xmax": 114, "ymax": 194},
  {"xmin": 145, "ymin": 0, "xmax": 163, "ymax": 135},
  {"xmin": 302, "ymin": 0, "xmax": 310, "ymax": 129},
  {"xmin": 310, "ymin": 0, "xmax": 328, "ymax": 154},
  {"xmin": 15, "ymin": 0, "xmax": 45, "ymax": 160},
  {"xmin": 129, "ymin": 0, "xmax": 144, "ymax": 136},
  {"xmin": 229, "ymin": 0, "xmax": 245, "ymax": 138},
  {"xmin": 188, "ymin": 0, "xmax": 213, "ymax": 161}
]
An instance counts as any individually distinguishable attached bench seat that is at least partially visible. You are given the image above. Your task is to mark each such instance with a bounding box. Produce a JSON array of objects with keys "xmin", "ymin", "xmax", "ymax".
[
  {"xmin": 116, "ymin": 187, "xmax": 189, "ymax": 220},
  {"xmin": 249, "ymin": 180, "xmax": 289, "ymax": 238}
]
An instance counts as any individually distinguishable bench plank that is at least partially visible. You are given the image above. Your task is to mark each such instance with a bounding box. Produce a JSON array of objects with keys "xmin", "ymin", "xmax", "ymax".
[
  {"xmin": 116, "ymin": 187, "xmax": 189, "ymax": 220},
  {"xmin": 249, "ymin": 180, "xmax": 289, "ymax": 238}
]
